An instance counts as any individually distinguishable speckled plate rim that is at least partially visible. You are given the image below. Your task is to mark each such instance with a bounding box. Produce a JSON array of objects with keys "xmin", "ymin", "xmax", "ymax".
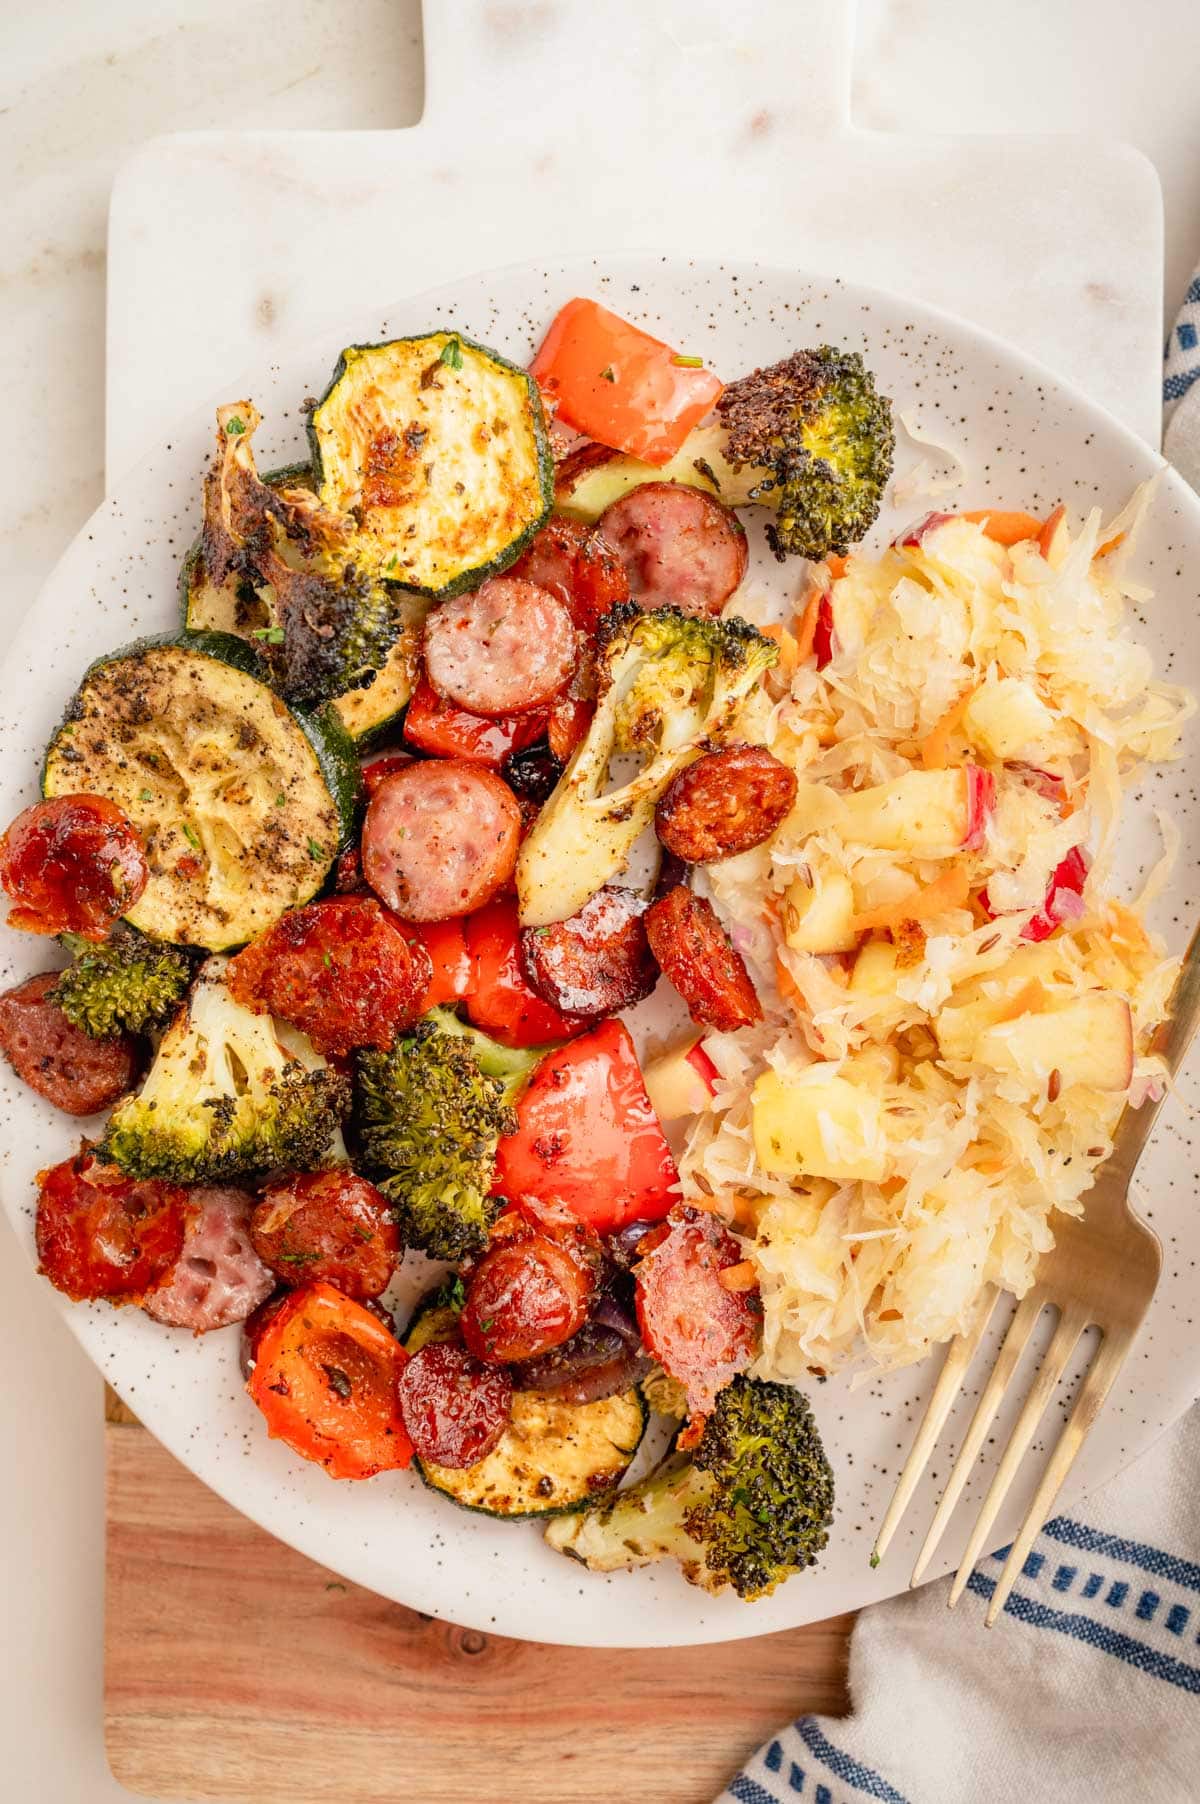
[{"xmin": 3, "ymin": 252, "xmax": 1200, "ymax": 1648}]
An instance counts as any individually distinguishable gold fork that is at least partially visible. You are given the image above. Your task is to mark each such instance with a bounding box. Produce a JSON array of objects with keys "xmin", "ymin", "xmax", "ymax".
[{"xmin": 872, "ymin": 920, "xmax": 1200, "ymax": 1626}]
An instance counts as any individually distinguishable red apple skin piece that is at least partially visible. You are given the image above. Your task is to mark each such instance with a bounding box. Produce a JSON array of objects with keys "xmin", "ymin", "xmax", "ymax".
[
  {"xmin": 895, "ymin": 511, "xmax": 955, "ymax": 548},
  {"xmin": 963, "ymin": 765, "xmax": 997, "ymax": 851},
  {"xmin": 814, "ymin": 593, "xmax": 838, "ymax": 669},
  {"xmin": 684, "ymin": 1041, "xmax": 719, "ymax": 1094},
  {"xmin": 980, "ymin": 845, "xmax": 1090, "ymax": 943},
  {"xmin": 643, "ymin": 1035, "xmax": 717, "ymax": 1123}
]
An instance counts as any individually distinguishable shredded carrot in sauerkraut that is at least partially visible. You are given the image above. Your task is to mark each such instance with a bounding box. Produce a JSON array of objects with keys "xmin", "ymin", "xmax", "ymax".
[{"xmin": 684, "ymin": 492, "xmax": 1192, "ymax": 1378}]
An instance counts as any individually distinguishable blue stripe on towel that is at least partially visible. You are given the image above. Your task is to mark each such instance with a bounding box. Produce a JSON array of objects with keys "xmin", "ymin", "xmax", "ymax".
[
  {"xmin": 730, "ymin": 1777, "xmax": 778, "ymax": 1804},
  {"xmin": 1043, "ymin": 1519, "xmax": 1200, "ymax": 1594},
  {"xmin": 967, "ymin": 1571, "xmax": 1200, "ymax": 1695},
  {"xmin": 793, "ymin": 1718, "xmax": 911, "ymax": 1803}
]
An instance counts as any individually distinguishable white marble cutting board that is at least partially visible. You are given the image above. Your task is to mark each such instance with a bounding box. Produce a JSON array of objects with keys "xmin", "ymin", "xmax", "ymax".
[
  {"xmin": 89, "ymin": 0, "xmax": 1174, "ymax": 1632},
  {"xmin": 105, "ymin": 0, "xmax": 1164, "ymax": 481}
]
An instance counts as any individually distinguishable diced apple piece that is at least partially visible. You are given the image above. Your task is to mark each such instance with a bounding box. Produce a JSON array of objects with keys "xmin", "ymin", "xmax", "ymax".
[
  {"xmin": 838, "ymin": 768, "xmax": 971, "ymax": 854},
  {"xmin": 972, "ymin": 992, "xmax": 1133, "ymax": 1091},
  {"xmin": 951, "ymin": 941, "xmax": 1068, "ymax": 1011},
  {"xmin": 936, "ymin": 994, "xmax": 1015, "ymax": 1062},
  {"xmin": 964, "ymin": 677, "xmax": 1066, "ymax": 763},
  {"xmin": 783, "ymin": 866, "xmax": 859, "ymax": 954},
  {"xmin": 752, "ymin": 1066, "xmax": 889, "ymax": 1183},
  {"xmin": 783, "ymin": 782, "xmax": 846, "ymax": 838},
  {"xmin": 845, "ymin": 1044, "xmax": 900, "ymax": 1086},
  {"xmin": 937, "ymin": 943, "xmax": 1072, "ymax": 1058},
  {"xmin": 643, "ymin": 1035, "xmax": 716, "ymax": 1123},
  {"xmin": 848, "ymin": 938, "xmax": 900, "ymax": 1000}
]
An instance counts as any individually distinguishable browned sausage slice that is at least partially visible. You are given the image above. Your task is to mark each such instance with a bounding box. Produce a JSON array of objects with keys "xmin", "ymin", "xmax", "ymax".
[
  {"xmin": 519, "ymin": 886, "xmax": 657, "ymax": 1018},
  {"xmin": 655, "ymin": 744, "xmax": 798, "ymax": 863},
  {"xmin": 250, "ymin": 1169, "xmax": 400, "ymax": 1300},
  {"xmin": 0, "ymin": 972, "xmax": 140, "ymax": 1115},
  {"xmin": 423, "ymin": 577, "xmax": 577, "ymax": 716},
  {"xmin": 597, "ymin": 482, "xmax": 748, "ymax": 617},
  {"xmin": 644, "ymin": 886, "xmax": 762, "ymax": 1031},
  {"xmin": 143, "ymin": 1186, "xmax": 275, "ymax": 1331},
  {"xmin": 362, "ymin": 760, "xmax": 522, "ymax": 922}
]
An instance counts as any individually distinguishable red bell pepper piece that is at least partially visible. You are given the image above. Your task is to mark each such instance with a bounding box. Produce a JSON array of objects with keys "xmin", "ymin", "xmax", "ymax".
[
  {"xmin": 403, "ymin": 674, "xmax": 545, "ymax": 767},
  {"xmin": 360, "ymin": 751, "xmax": 412, "ymax": 796},
  {"xmin": 530, "ymin": 298, "xmax": 723, "ymax": 467},
  {"xmin": 464, "ymin": 898, "xmax": 587, "ymax": 1048},
  {"xmin": 492, "ymin": 1019, "xmax": 680, "ymax": 1232},
  {"xmin": 392, "ymin": 915, "xmax": 474, "ymax": 1009}
]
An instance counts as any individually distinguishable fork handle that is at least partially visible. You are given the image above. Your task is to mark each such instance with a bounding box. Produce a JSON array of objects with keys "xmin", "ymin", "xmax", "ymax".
[{"xmin": 1098, "ymin": 916, "xmax": 1200, "ymax": 1194}]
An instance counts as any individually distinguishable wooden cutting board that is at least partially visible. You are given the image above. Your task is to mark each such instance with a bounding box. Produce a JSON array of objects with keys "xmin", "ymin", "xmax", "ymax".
[
  {"xmin": 102, "ymin": 4, "xmax": 1163, "ymax": 1797},
  {"xmin": 104, "ymin": 1393, "xmax": 853, "ymax": 1803}
]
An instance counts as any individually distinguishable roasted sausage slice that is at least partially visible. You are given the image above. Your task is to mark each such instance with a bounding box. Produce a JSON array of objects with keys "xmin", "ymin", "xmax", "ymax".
[
  {"xmin": 634, "ymin": 1206, "xmax": 759, "ymax": 1415},
  {"xmin": 509, "ymin": 513, "xmax": 631, "ymax": 632},
  {"xmin": 519, "ymin": 885, "xmax": 658, "ymax": 1019},
  {"xmin": 597, "ymin": 482, "xmax": 748, "ymax": 617},
  {"xmin": 36, "ymin": 1149, "xmax": 187, "ymax": 1302},
  {"xmin": 226, "ymin": 895, "xmax": 431, "ymax": 1056},
  {"xmin": 143, "ymin": 1186, "xmax": 274, "ymax": 1331},
  {"xmin": 423, "ymin": 576, "xmax": 577, "ymax": 716},
  {"xmin": 644, "ymin": 886, "xmax": 761, "ymax": 1030},
  {"xmin": 0, "ymin": 795, "xmax": 148, "ymax": 939},
  {"xmin": 250, "ymin": 1169, "xmax": 401, "ymax": 1300},
  {"xmin": 398, "ymin": 1342, "xmax": 513, "ymax": 1468},
  {"xmin": 0, "ymin": 971, "xmax": 140, "ymax": 1115},
  {"xmin": 655, "ymin": 744, "xmax": 798, "ymax": 863},
  {"xmin": 362, "ymin": 760, "xmax": 522, "ymax": 922},
  {"xmin": 461, "ymin": 1224, "xmax": 597, "ymax": 1366}
]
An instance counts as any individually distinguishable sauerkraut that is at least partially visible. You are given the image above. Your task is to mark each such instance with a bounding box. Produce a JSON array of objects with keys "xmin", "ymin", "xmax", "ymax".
[{"xmin": 681, "ymin": 492, "xmax": 1191, "ymax": 1378}]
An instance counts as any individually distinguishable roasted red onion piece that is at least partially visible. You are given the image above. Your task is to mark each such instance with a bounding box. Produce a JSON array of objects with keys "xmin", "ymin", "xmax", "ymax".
[{"xmin": 512, "ymin": 1287, "xmax": 650, "ymax": 1403}]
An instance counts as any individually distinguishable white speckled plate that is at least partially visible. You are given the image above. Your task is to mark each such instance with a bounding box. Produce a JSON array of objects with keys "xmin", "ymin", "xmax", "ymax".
[{"xmin": 3, "ymin": 257, "xmax": 1199, "ymax": 1647}]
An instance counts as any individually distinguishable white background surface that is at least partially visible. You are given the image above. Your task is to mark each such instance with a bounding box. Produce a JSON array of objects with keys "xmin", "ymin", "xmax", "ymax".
[{"xmin": 3, "ymin": 3, "xmax": 1200, "ymax": 1798}]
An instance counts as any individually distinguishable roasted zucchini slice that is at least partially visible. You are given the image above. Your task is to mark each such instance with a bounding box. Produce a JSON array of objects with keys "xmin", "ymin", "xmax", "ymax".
[
  {"xmin": 401, "ymin": 1288, "xmax": 647, "ymax": 1519},
  {"xmin": 42, "ymin": 632, "xmax": 358, "ymax": 951},
  {"xmin": 308, "ymin": 332, "xmax": 554, "ymax": 597},
  {"xmin": 555, "ymin": 425, "xmax": 753, "ymax": 523}
]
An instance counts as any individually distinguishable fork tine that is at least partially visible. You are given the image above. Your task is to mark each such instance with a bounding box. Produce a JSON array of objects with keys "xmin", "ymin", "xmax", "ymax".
[
  {"xmin": 872, "ymin": 1285, "xmax": 997, "ymax": 1565},
  {"xmin": 984, "ymin": 1329, "xmax": 1125, "ymax": 1626},
  {"xmin": 948, "ymin": 1303, "xmax": 1088, "ymax": 1610},
  {"xmin": 910, "ymin": 1290, "xmax": 1043, "ymax": 1587}
]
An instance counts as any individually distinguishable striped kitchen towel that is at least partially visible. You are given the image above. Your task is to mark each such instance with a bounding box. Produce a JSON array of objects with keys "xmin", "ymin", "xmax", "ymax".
[
  {"xmin": 715, "ymin": 1405, "xmax": 1200, "ymax": 1804},
  {"xmin": 1165, "ymin": 266, "xmax": 1200, "ymax": 487},
  {"xmin": 715, "ymin": 269, "xmax": 1200, "ymax": 1804},
  {"xmin": 1164, "ymin": 268, "xmax": 1200, "ymax": 421}
]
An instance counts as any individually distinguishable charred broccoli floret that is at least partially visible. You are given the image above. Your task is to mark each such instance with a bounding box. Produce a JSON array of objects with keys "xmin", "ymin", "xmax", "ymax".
[
  {"xmin": 715, "ymin": 346, "xmax": 894, "ymax": 561},
  {"xmin": 99, "ymin": 957, "xmax": 350, "ymax": 1181},
  {"xmin": 356, "ymin": 1007, "xmax": 544, "ymax": 1261},
  {"xmin": 253, "ymin": 548, "xmax": 401, "ymax": 708},
  {"xmin": 52, "ymin": 925, "xmax": 194, "ymax": 1038},
  {"xmin": 517, "ymin": 603, "xmax": 777, "ymax": 925},
  {"xmin": 204, "ymin": 400, "xmax": 401, "ymax": 706},
  {"xmin": 545, "ymin": 1374, "xmax": 834, "ymax": 1601}
]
